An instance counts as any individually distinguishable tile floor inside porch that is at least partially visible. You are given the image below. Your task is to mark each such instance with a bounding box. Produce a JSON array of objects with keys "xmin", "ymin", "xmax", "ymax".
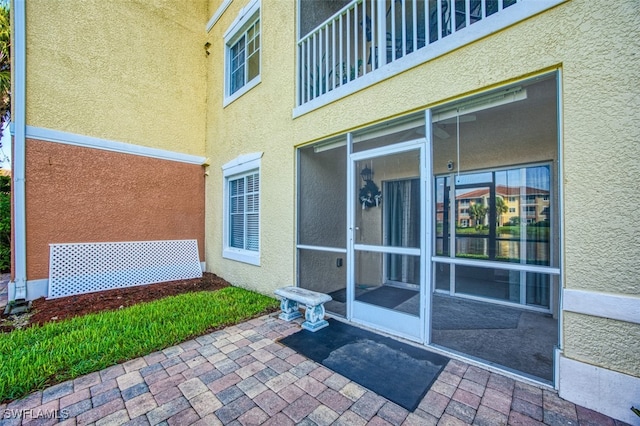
[{"xmin": 0, "ymin": 314, "xmax": 627, "ymax": 426}]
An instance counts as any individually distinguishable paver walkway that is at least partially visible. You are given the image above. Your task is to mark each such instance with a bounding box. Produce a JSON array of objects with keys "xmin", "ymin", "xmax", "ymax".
[
  {"xmin": 0, "ymin": 314, "xmax": 628, "ymax": 426},
  {"xmin": 0, "ymin": 273, "xmax": 9, "ymax": 310}
]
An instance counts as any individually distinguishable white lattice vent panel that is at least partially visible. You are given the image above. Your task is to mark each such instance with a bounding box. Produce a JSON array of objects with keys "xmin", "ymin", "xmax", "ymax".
[{"xmin": 48, "ymin": 240, "xmax": 202, "ymax": 299}]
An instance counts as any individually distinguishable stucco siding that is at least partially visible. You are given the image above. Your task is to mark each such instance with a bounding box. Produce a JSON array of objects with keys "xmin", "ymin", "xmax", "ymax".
[
  {"xmin": 25, "ymin": 139, "xmax": 205, "ymax": 280},
  {"xmin": 205, "ymin": 0, "xmax": 639, "ymax": 301},
  {"xmin": 560, "ymin": 1, "xmax": 640, "ymax": 297},
  {"xmin": 204, "ymin": 0, "xmax": 297, "ymax": 295},
  {"xmin": 564, "ymin": 312, "xmax": 640, "ymax": 379},
  {"xmin": 25, "ymin": 0, "xmax": 208, "ymax": 156}
]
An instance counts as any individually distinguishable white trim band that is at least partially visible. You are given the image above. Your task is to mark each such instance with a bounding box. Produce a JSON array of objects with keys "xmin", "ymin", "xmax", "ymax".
[
  {"xmin": 26, "ymin": 126, "xmax": 207, "ymax": 165},
  {"xmin": 222, "ymin": 151, "xmax": 263, "ymax": 172},
  {"xmin": 9, "ymin": 266, "xmax": 207, "ymax": 302},
  {"xmin": 296, "ymin": 245, "xmax": 347, "ymax": 254},
  {"xmin": 223, "ymin": 0, "xmax": 259, "ymax": 40},
  {"xmin": 432, "ymin": 256, "xmax": 561, "ymax": 275},
  {"xmin": 206, "ymin": 0, "xmax": 233, "ymax": 32},
  {"xmin": 563, "ymin": 289, "xmax": 640, "ymax": 325},
  {"xmin": 559, "ymin": 356, "xmax": 640, "ymax": 425},
  {"xmin": 8, "ymin": 279, "xmax": 48, "ymax": 302}
]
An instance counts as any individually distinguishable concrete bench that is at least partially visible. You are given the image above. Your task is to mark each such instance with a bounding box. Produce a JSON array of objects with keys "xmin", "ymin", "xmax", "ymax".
[{"xmin": 274, "ymin": 286, "xmax": 332, "ymax": 332}]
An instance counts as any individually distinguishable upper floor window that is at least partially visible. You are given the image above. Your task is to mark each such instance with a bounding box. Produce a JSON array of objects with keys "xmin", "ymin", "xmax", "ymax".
[{"xmin": 224, "ymin": 0, "xmax": 261, "ymax": 106}]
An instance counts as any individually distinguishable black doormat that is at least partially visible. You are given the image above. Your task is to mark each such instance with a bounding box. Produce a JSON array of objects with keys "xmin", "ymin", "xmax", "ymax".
[
  {"xmin": 356, "ymin": 286, "xmax": 418, "ymax": 310},
  {"xmin": 328, "ymin": 286, "xmax": 418, "ymax": 309},
  {"xmin": 279, "ymin": 319, "xmax": 449, "ymax": 411},
  {"xmin": 328, "ymin": 288, "xmax": 347, "ymax": 303},
  {"xmin": 432, "ymin": 294, "xmax": 522, "ymax": 330}
]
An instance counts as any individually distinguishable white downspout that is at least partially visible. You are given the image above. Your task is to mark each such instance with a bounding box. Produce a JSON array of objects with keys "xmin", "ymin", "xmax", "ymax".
[{"xmin": 10, "ymin": 0, "xmax": 27, "ymax": 301}]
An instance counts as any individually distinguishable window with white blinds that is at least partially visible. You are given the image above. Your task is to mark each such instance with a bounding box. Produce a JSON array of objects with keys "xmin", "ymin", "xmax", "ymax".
[
  {"xmin": 222, "ymin": 152, "xmax": 262, "ymax": 265},
  {"xmin": 229, "ymin": 172, "xmax": 260, "ymax": 251}
]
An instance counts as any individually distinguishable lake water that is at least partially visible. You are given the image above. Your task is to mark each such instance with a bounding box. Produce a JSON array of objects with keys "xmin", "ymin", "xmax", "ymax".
[{"xmin": 451, "ymin": 235, "xmax": 550, "ymax": 265}]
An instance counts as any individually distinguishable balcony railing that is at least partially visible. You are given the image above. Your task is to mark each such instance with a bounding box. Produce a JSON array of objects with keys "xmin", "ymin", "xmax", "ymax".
[{"xmin": 297, "ymin": 0, "xmax": 518, "ymax": 107}]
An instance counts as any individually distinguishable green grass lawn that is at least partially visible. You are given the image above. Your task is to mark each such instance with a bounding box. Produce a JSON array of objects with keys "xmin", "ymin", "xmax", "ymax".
[{"xmin": 0, "ymin": 287, "xmax": 278, "ymax": 402}]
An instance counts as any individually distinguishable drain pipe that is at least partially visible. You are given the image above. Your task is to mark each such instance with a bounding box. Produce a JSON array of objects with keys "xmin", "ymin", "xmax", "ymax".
[{"xmin": 11, "ymin": 0, "xmax": 27, "ymax": 302}]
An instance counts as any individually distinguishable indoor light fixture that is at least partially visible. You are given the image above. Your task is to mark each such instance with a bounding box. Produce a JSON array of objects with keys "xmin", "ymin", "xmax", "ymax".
[
  {"xmin": 313, "ymin": 139, "xmax": 346, "ymax": 153},
  {"xmin": 432, "ymin": 87, "xmax": 527, "ymax": 140},
  {"xmin": 432, "ymin": 87, "xmax": 527, "ymax": 124},
  {"xmin": 360, "ymin": 165, "xmax": 373, "ymax": 182}
]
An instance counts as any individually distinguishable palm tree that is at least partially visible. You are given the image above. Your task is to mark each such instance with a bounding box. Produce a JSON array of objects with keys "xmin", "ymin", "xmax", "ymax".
[
  {"xmin": 495, "ymin": 196, "xmax": 509, "ymax": 226},
  {"xmin": 469, "ymin": 202, "xmax": 487, "ymax": 230}
]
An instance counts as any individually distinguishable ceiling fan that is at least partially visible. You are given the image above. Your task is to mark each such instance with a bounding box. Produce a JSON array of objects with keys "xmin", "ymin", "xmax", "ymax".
[
  {"xmin": 432, "ymin": 86, "xmax": 527, "ymax": 139},
  {"xmin": 432, "ymin": 115, "xmax": 476, "ymax": 139}
]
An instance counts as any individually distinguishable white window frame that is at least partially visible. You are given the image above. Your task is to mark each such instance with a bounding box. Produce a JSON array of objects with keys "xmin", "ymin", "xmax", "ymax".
[
  {"xmin": 222, "ymin": 152, "xmax": 263, "ymax": 265},
  {"xmin": 223, "ymin": 0, "xmax": 261, "ymax": 107}
]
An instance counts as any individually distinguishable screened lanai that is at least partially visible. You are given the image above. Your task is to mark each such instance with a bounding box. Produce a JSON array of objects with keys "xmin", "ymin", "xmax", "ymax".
[{"xmin": 296, "ymin": 72, "xmax": 560, "ymax": 383}]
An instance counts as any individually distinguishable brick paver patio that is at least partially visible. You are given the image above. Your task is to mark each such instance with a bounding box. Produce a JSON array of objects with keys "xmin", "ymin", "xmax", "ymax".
[
  {"xmin": 0, "ymin": 273, "xmax": 9, "ymax": 310},
  {"xmin": 0, "ymin": 314, "xmax": 628, "ymax": 425}
]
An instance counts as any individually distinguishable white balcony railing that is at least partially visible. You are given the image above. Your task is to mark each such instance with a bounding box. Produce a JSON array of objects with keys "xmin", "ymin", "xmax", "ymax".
[{"xmin": 297, "ymin": 0, "xmax": 519, "ymax": 107}]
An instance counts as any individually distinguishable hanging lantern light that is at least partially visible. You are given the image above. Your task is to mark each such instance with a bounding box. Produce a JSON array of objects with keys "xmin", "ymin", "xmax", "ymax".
[
  {"xmin": 360, "ymin": 165, "xmax": 373, "ymax": 182},
  {"xmin": 358, "ymin": 163, "xmax": 381, "ymax": 209}
]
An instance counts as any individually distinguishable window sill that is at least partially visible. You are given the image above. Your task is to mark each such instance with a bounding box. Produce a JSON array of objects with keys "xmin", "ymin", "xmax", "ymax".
[
  {"xmin": 223, "ymin": 248, "xmax": 260, "ymax": 266},
  {"xmin": 224, "ymin": 77, "xmax": 261, "ymax": 108}
]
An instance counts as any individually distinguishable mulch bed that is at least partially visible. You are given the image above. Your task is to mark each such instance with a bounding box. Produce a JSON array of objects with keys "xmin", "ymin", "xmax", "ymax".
[{"xmin": 1, "ymin": 272, "xmax": 232, "ymax": 332}]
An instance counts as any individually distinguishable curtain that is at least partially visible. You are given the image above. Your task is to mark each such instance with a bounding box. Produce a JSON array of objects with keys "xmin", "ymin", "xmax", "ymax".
[
  {"xmin": 524, "ymin": 166, "xmax": 551, "ymax": 307},
  {"xmin": 386, "ymin": 179, "xmax": 419, "ymax": 283}
]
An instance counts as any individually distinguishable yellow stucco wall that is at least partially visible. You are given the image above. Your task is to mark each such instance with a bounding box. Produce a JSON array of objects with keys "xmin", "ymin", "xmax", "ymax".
[
  {"xmin": 204, "ymin": 0, "xmax": 298, "ymax": 294},
  {"xmin": 565, "ymin": 313, "xmax": 640, "ymax": 378},
  {"xmin": 205, "ymin": 0, "xmax": 639, "ymax": 374},
  {"xmin": 555, "ymin": 0, "xmax": 640, "ymax": 377},
  {"xmin": 25, "ymin": 0, "xmax": 209, "ymax": 156}
]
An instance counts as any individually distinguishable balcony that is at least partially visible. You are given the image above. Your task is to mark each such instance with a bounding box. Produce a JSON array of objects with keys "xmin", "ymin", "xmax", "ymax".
[{"xmin": 295, "ymin": 0, "xmax": 563, "ymax": 115}]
